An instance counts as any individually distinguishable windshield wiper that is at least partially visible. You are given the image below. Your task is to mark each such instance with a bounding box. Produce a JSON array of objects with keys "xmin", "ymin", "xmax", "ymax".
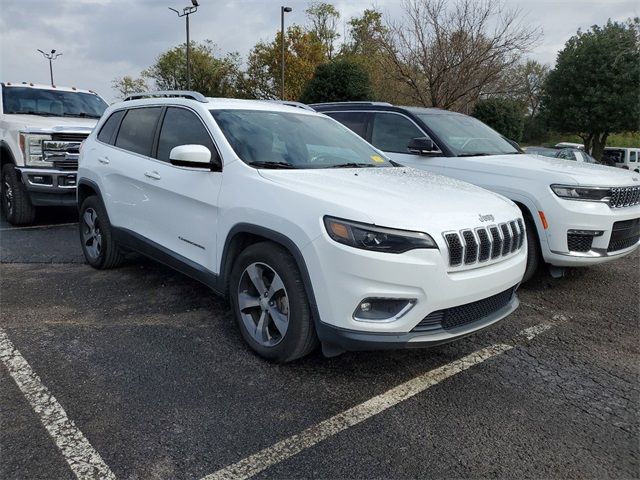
[
  {"xmin": 457, "ymin": 152, "xmax": 494, "ymax": 157},
  {"xmin": 327, "ymin": 162, "xmax": 376, "ymax": 168},
  {"xmin": 247, "ymin": 161, "xmax": 298, "ymax": 169},
  {"xmin": 5, "ymin": 110, "xmax": 57, "ymax": 116},
  {"xmin": 63, "ymin": 112, "xmax": 101, "ymax": 119}
]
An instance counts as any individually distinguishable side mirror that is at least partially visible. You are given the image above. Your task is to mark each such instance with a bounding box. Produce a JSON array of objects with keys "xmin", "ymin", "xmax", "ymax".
[
  {"xmin": 407, "ymin": 137, "xmax": 436, "ymax": 155},
  {"xmin": 169, "ymin": 144, "xmax": 212, "ymax": 168}
]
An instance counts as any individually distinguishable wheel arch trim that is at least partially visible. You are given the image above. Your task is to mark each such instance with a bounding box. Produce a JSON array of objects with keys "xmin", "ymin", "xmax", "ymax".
[{"xmin": 220, "ymin": 223, "xmax": 323, "ymax": 327}]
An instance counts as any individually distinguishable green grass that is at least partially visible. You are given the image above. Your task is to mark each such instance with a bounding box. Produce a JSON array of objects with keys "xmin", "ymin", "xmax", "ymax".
[{"xmin": 522, "ymin": 131, "xmax": 639, "ymax": 148}]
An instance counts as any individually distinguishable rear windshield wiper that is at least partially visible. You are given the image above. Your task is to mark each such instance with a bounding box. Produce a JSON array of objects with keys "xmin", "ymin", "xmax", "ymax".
[
  {"xmin": 247, "ymin": 161, "xmax": 298, "ymax": 169},
  {"xmin": 326, "ymin": 162, "xmax": 377, "ymax": 168}
]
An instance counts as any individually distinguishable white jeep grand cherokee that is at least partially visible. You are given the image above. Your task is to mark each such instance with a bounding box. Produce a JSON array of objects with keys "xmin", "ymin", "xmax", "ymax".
[
  {"xmin": 314, "ymin": 103, "xmax": 640, "ymax": 281},
  {"xmin": 78, "ymin": 91, "xmax": 526, "ymax": 362}
]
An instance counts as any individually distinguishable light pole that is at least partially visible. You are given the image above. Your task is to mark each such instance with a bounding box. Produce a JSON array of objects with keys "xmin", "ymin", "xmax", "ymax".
[
  {"xmin": 37, "ymin": 49, "xmax": 62, "ymax": 86},
  {"xmin": 169, "ymin": 0, "xmax": 199, "ymax": 90},
  {"xmin": 281, "ymin": 6, "xmax": 292, "ymax": 100}
]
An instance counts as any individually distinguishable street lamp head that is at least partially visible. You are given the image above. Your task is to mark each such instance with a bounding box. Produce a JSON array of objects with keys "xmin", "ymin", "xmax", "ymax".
[
  {"xmin": 191, "ymin": 0, "xmax": 199, "ymax": 6},
  {"xmin": 51, "ymin": 49, "xmax": 56, "ymax": 54},
  {"xmin": 282, "ymin": 6, "xmax": 292, "ymax": 12}
]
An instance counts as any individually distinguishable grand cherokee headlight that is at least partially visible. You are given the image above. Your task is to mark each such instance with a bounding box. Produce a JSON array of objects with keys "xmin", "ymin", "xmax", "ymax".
[
  {"xmin": 324, "ymin": 216, "xmax": 438, "ymax": 253},
  {"xmin": 550, "ymin": 184, "xmax": 611, "ymax": 202},
  {"xmin": 20, "ymin": 133, "xmax": 53, "ymax": 167}
]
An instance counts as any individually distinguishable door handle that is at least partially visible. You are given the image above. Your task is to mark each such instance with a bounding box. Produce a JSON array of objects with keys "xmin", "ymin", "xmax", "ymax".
[
  {"xmin": 97, "ymin": 156, "xmax": 110, "ymax": 164},
  {"xmin": 144, "ymin": 171, "xmax": 161, "ymax": 180}
]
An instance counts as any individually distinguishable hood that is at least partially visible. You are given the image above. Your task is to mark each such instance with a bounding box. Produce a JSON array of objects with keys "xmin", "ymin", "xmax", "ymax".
[
  {"xmin": 459, "ymin": 154, "xmax": 639, "ymax": 187},
  {"xmin": 6, "ymin": 114, "xmax": 97, "ymax": 133},
  {"xmin": 258, "ymin": 166, "xmax": 520, "ymax": 233}
]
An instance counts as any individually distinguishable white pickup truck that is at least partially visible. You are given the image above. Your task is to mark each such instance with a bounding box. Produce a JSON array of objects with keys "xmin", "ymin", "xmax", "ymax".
[
  {"xmin": 0, "ymin": 82, "xmax": 108, "ymax": 224},
  {"xmin": 314, "ymin": 102, "xmax": 640, "ymax": 281}
]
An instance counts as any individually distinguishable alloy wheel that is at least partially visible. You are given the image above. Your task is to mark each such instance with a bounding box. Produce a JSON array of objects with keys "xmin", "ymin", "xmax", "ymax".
[
  {"xmin": 2, "ymin": 176, "xmax": 13, "ymax": 216},
  {"xmin": 81, "ymin": 208, "xmax": 103, "ymax": 260},
  {"xmin": 237, "ymin": 262, "xmax": 290, "ymax": 347}
]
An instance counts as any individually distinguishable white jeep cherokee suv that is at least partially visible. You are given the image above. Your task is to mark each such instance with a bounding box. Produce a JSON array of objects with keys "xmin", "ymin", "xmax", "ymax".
[
  {"xmin": 78, "ymin": 91, "xmax": 526, "ymax": 362},
  {"xmin": 314, "ymin": 103, "xmax": 640, "ymax": 281},
  {"xmin": 0, "ymin": 82, "xmax": 108, "ymax": 224}
]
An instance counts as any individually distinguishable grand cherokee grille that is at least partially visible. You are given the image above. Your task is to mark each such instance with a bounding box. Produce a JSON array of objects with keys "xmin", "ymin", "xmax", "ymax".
[
  {"xmin": 609, "ymin": 186, "xmax": 640, "ymax": 208},
  {"xmin": 607, "ymin": 218, "xmax": 640, "ymax": 252},
  {"xmin": 443, "ymin": 219, "xmax": 524, "ymax": 267},
  {"xmin": 412, "ymin": 286, "xmax": 517, "ymax": 332}
]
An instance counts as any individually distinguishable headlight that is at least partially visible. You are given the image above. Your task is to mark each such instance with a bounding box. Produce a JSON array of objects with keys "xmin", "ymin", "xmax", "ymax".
[
  {"xmin": 19, "ymin": 133, "xmax": 52, "ymax": 167},
  {"xmin": 324, "ymin": 216, "xmax": 438, "ymax": 253},
  {"xmin": 550, "ymin": 184, "xmax": 611, "ymax": 202}
]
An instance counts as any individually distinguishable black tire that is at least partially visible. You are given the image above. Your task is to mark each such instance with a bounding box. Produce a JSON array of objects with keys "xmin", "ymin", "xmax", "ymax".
[
  {"xmin": 79, "ymin": 195, "xmax": 124, "ymax": 269},
  {"xmin": 1, "ymin": 164, "xmax": 36, "ymax": 225},
  {"xmin": 229, "ymin": 241, "xmax": 317, "ymax": 362},
  {"xmin": 521, "ymin": 215, "xmax": 541, "ymax": 284}
]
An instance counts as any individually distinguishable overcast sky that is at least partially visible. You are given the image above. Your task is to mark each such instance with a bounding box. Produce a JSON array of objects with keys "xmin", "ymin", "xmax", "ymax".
[{"xmin": 1, "ymin": 0, "xmax": 637, "ymax": 103}]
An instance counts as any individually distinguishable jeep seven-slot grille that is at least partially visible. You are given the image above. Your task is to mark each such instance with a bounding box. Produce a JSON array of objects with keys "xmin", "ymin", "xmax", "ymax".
[
  {"xmin": 609, "ymin": 187, "xmax": 640, "ymax": 208},
  {"xmin": 412, "ymin": 286, "xmax": 517, "ymax": 332},
  {"xmin": 444, "ymin": 220, "xmax": 524, "ymax": 267}
]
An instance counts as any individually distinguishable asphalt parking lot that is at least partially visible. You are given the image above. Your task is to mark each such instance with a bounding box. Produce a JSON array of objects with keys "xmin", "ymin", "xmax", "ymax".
[{"xmin": 1, "ymin": 207, "xmax": 638, "ymax": 480}]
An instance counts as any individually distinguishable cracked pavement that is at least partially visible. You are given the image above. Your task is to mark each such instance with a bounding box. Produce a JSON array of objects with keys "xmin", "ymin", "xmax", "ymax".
[{"xmin": 1, "ymin": 210, "xmax": 638, "ymax": 479}]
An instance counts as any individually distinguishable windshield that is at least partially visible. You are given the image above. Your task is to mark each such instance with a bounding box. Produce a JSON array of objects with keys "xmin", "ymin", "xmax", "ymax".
[
  {"xmin": 416, "ymin": 113, "xmax": 519, "ymax": 156},
  {"xmin": 2, "ymin": 86, "xmax": 107, "ymax": 118},
  {"xmin": 210, "ymin": 109, "xmax": 394, "ymax": 169}
]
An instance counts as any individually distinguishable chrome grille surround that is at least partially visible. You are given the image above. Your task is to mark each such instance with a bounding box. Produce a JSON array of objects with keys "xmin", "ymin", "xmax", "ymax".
[{"xmin": 443, "ymin": 219, "xmax": 524, "ymax": 268}]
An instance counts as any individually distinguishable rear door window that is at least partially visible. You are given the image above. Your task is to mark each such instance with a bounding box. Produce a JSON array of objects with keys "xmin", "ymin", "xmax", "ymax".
[
  {"xmin": 325, "ymin": 111, "xmax": 370, "ymax": 139},
  {"xmin": 371, "ymin": 112, "xmax": 425, "ymax": 153},
  {"xmin": 630, "ymin": 151, "xmax": 637, "ymax": 162},
  {"xmin": 115, "ymin": 107, "xmax": 162, "ymax": 156},
  {"xmin": 156, "ymin": 107, "xmax": 220, "ymax": 166},
  {"xmin": 97, "ymin": 110, "xmax": 125, "ymax": 145}
]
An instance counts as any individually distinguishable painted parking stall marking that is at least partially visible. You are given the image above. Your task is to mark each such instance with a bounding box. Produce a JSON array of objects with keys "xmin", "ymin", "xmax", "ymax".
[
  {"xmin": 202, "ymin": 321, "xmax": 555, "ymax": 480},
  {"xmin": 0, "ymin": 328, "xmax": 116, "ymax": 480}
]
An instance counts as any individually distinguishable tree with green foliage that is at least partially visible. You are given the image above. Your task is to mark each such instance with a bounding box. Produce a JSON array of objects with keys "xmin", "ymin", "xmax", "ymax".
[
  {"xmin": 142, "ymin": 40, "xmax": 241, "ymax": 97},
  {"xmin": 542, "ymin": 19, "xmax": 640, "ymax": 159},
  {"xmin": 306, "ymin": 2, "xmax": 340, "ymax": 59},
  {"xmin": 472, "ymin": 97, "xmax": 525, "ymax": 141},
  {"xmin": 111, "ymin": 75, "xmax": 148, "ymax": 100},
  {"xmin": 300, "ymin": 60, "xmax": 372, "ymax": 103},
  {"xmin": 242, "ymin": 26, "xmax": 326, "ymax": 100}
]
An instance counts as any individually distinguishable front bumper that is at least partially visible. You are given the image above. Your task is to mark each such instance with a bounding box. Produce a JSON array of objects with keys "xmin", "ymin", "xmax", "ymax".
[
  {"xmin": 317, "ymin": 290, "xmax": 519, "ymax": 353},
  {"xmin": 541, "ymin": 194, "xmax": 640, "ymax": 267},
  {"xmin": 302, "ymin": 232, "xmax": 526, "ymax": 349},
  {"xmin": 17, "ymin": 167, "xmax": 77, "ymax": 207}
]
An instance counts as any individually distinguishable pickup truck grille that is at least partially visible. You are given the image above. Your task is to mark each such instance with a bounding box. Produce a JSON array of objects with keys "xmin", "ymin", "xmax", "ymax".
[
  {"xmin": 43, "ymin": 133, "xmax": 88, "ymax": 170},
  {"xmin": 443, "ymin": 219, "xmax": 524, "ymax": 267},
  {"xmin": 412, "ymin": 286, "xmax": 517, "ymax": 332},
  {"xmin": 609, "ymin": 186, "xmax": 640, "ymax": 208}
]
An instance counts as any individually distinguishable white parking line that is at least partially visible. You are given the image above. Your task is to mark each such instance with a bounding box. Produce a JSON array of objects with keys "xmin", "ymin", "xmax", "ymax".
[
  {"xmin": 0, "ymin": 328, "xmax": 116, "ymax": 480},
  {"xmin": 201, "ymin": 321, "xmax": 554, "ymax": 480},
  {"xmin": 0, "ymin": 222, "xmax": 77, "ymax": 231}
]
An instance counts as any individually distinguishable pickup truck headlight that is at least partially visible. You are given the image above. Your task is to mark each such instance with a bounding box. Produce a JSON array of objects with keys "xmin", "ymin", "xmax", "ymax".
[
  {"xmin": 19, "ymin": 133, "xmax": 53, "ymax": 167},
  {"xmin": 324, "ymin": 216, "xmax": 438, "ymax": 253},
  {"xmin": 550, "ymin": 184, "xmax": 611, "ymax": 202}
]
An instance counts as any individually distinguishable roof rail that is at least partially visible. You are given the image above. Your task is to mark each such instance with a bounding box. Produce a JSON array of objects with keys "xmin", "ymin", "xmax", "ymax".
[
  {"xmin": 124, "ymin": 90, "xmax": 208, "ymax": 103},
  {"xmin": 309, "ymin": 101, "xmax": 393, "ymax": 108},
  {"xmin": 266, "ymin": 100, "xmax": 316, "ymax": 112}
]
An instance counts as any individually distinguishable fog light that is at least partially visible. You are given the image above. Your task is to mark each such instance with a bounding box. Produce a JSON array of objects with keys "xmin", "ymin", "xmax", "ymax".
[
  {"xmin": 29, "ymin": 174, "xmax": 52, "ymax": 185},
  {"xmin": 353, "ymin": 298, "xmax": 416, "ymax": 322}
]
